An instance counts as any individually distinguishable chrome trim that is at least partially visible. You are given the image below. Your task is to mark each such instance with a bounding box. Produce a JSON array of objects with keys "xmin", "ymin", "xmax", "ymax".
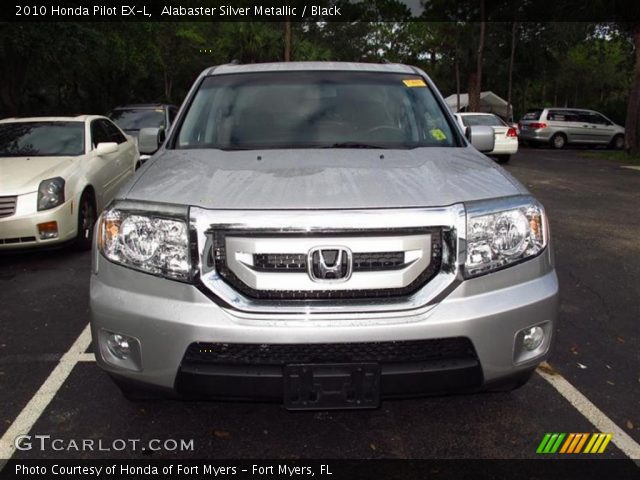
[
  {"xmin": 190, "ymin": 205, "xmax": 467, "ymax": 316},
  {"xmin": 223, "ymin": 234, "xmax": 431, "ymax": 291}
]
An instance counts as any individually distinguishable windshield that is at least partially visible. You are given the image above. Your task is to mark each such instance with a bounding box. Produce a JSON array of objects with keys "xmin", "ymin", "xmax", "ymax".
[
  {"xmin": 109, "ymin": 108, "xmax": 165, "ymax": 130},
  {"xmin": 460, "ymin": 115, "xmax": 506, "ymax": 127},
  {"xmin": 0, "ymin": 122, "xmax": 85, "ymax": 157},
  {"xmin": 175, "ymin": 71, "xmax": 459, "ymax": 150}
]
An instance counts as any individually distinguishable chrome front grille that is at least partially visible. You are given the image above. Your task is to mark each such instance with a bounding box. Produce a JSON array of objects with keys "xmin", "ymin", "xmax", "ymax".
[
  {"xmin": 253, "ymin": 251, "xmax": 406, "ymax": 272},
  {"xmin": 209, "ymin": 228, "xmax": 443, "ymax": 300},
  {"xmin": 0, "ymin": 196, "xmax": 17, "ymax": 218},
  {"xmin": 191, "ymin": 206, "xmax": 463, "ymax": 315}
]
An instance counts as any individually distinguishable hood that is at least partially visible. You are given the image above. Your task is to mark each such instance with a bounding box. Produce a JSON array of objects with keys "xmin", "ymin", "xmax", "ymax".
[
  {"xmin": 123, "ymin": 147, "xmax": 527, "ymax": 210},
  {"xmin": 0, "ymin": 156, "xmax": 77, "ymax": 195}
]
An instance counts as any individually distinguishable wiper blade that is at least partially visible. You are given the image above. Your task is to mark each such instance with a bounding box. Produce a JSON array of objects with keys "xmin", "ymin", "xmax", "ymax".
[{"xmin": 324, "ymin": 142, "xmax": 387, "ymax": 149}]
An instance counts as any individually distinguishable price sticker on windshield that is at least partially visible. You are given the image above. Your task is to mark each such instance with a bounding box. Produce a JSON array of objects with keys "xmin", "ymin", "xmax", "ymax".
[{"xmin": 403, "ymin": 79, "xmax": 427, "ymax": 87}]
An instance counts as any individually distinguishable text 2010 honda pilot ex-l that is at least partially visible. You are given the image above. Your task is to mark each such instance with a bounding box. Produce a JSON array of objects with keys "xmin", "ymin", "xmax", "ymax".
[{"xmin": 90, "ymin": 62, "xmax": 558, "ymax": 409}]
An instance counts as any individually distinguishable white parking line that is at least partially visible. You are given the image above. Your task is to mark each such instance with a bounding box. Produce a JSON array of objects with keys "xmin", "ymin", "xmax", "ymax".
[
  {"xmin": 537, "ymin": 362, "xmax": 640, "ymax": 460},
  {"xmin": 1, "ymin": 325, "xmax": 638, "ymax": 463},
  {"xmin": 0, "ymin": 324, "xmax": 92, "ymax": 461}
]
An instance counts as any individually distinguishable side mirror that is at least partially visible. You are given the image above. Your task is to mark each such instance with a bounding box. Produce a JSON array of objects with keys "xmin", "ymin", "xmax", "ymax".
[
  {"xmin": 138, "ymin": 127, "xmax": 163, "ymax": 155},
  {"xmin": 466, "ymin": 125, "xmax": 495, "ymax": 153},
  {"xmin": 95, "ymin": 142, "xmax": 118, "ymax": 156}
]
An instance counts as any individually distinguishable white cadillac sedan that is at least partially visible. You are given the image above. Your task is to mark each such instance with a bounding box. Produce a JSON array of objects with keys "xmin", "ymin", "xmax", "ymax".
[
  {"xmin": 454, "ymin": 112, "xmax": 518, "ymax": 163},
  {"xmin": 0, "ymin": 116, "xmax": 138, "ymax": 250}
]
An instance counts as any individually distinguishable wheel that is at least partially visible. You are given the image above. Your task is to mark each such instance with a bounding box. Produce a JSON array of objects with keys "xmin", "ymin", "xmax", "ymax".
[
  {"xmin": 550, "ymin": 133, "xmax": 567, "ymax": 149},
  {"xmin": 610, "ymin": 134, "xmax": 624, "ymax": 150},
  {"xmin": 135, "ymin": 160, "xmax": 142, "ymax": 170},
  {"xmin": 74, "ymin": 191, "xmax": 96, "ymax": 250},
  {"xmin": 495, "ymin": 155, "xmax": 510, "ymax": 164}
]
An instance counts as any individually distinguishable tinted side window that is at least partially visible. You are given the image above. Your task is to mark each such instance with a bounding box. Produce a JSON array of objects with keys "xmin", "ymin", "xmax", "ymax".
[
  {"xmin": 588, "ymin": 113, "xmax": 609, "ymax": 125},
  {"xmin": 522, "ymin": 109, "xmax": 542, "ymax": 120},
  {"xmin": 547, "ymin": 110, "xmax": 568, "ymax": 122},
  {"xmin": 103, "ymin": 120, "xmax": 127, "ymax": 144},
  {"xmin": 90, "ymin": 120, "xmax": 109, "ymax": 147}
]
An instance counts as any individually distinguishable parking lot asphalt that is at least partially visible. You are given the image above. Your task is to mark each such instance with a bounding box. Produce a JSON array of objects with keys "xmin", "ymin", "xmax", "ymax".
[{"xmin": 0, "ymin": 147, "xmax": 638, "ymax": 461}]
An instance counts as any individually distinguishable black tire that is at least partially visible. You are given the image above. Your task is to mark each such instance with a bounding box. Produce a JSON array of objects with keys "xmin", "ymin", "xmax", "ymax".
[
  {"xmin": 495, "ymin": 155, "xmax": 510, "ymax": 164},
  {"xmin": 610, "ymin": 134, "xmax": 625, "ymax": 150},
  {"xmin": 135, "ymin": 160, "xmax": 142, "ymax": 170},
  {"xmin": 74, "ymin": 191, "xmax": 96, "ymax": 251},
  {"xmin": 550, "ymin": 133, "xmax": 567, "ymax": 150}
]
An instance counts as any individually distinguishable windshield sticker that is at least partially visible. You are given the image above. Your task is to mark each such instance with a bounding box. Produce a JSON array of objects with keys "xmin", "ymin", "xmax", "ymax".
[
  {"xmin": 430, "ymin": 129, "xmax": 447, "ymax": 141},
  {"xmin": 403, "ymin": 79, "xmax": 427, "ymax": 87}
]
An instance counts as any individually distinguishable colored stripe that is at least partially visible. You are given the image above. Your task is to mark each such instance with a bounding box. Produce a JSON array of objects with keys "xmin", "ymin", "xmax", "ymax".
[
  {"xmin": 591, "ymin": 433, "xmax": 606, "ymax": 453},
  {"xmin": 537, "ymin": 433, "xmax": 552, "ymax": 454},
  {"xmin": 598, "ymin": 434, "xmax": 612, "ymax": 453},
  {"xmin": 560, "ymin": 434, "xmax": 575, "ymax": 453},
  {"xmin": 567, "ymin": 434, "xmax": 582, "ymax": 453},
  {"xmin": 584, "ymin": 433, "xmax": 599, "ymax": 453},
  {"xmin": 550, "ymin": 433, "xmax": 566, "ymax": 453},
  {"xmin": 574, "ymin": 433, "xmax": 589, "ymax": 453},
  {"xmin": 543, "ymin": 434, "xmax": 559, "ymax": 453}
]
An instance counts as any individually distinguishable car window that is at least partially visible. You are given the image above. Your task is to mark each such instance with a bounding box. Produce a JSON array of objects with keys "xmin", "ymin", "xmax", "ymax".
[
  {"xmin": 175, "ymin": 71, "xmax": 460, "ymax": 150},
  {"xmin": 522, "ymin": 109, "xmax": 542, "ymax": 121},
  {"xmin": 460, "ymin": 115, "xmax": 505, "ymax": 127},
  {"xmin": 587, "ymin": 112, "xmax": 610, "ymax": 125},
  {"xmin": 109, "ymin": 108, "xmax": 166, "ymax": 130},
  {"xmin": 90, "ymin": 120, "xmax": 110, "ymax": 148},
  {"xmin": 102, "ymin": 119, "xmax": 127, "ymax": 144},
  {"xmin": 0, "ymin": 121, "xmax": 85, "ymax": 157},
  {"xmin": 547, "ymin": 110, "xmax": 568, "ymax": 122}
]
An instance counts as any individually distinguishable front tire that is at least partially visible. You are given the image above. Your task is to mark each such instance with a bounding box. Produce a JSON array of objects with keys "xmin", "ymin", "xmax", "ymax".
[
  {"xmin": 495, "ymin": 155, "xmax": 510, "ymax": 164},
  {"xmin": 610, "ymin": 134, "xmax": 624, "ymax": 150},
  {"xmin": 74, "ymin": 191, "xmax": 96, "ymax": 251},
  {"xmin": 550, "ymin": 133, "xmax": 567, "ymax": 150}
]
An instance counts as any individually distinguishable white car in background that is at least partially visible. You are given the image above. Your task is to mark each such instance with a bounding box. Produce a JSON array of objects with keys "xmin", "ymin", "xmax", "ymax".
[
  {"xmin": 454, "ymin": 112, "xmax": 518, "ymax": 163},
  {"xmin": 0, "ymin": 116, "xmax": 138, "ymax": 250}
]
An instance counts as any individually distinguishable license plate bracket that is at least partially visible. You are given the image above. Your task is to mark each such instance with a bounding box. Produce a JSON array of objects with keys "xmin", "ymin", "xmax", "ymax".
[{"xmin": 283, "ymin": 363, "xmax": 380, "ymax": 410}]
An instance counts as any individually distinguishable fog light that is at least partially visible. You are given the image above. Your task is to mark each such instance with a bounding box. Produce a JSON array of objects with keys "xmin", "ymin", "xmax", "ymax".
[
  {"xmin": 106, "ymin": 333, "xmax": 131, "ymax": 359},
  {"xmin": 37, "ymin": 221, "xmax": 58, "ymax": 239},
  {"xmin": 522, "ymin": 326, "xmax": 545, "ymax": 351}
]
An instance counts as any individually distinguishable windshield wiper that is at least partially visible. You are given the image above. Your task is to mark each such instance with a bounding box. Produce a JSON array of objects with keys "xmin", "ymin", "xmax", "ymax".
[{"xmin": 323, "ymin": 142, "xmax": 387, "ymax": 149}]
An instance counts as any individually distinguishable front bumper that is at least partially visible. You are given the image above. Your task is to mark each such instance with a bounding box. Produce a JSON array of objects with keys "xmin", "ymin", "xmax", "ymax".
[
  {"xmin": 0, "ymin": 196, "xmax": 76, "ymax": 249},
  {"xmin": 90, "ymin": 247, "xmax": 559, "ymax": 400}
]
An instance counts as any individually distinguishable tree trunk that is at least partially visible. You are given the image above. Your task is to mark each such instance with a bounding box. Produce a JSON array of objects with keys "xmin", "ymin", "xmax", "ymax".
[
  {"xmin": 468, "ymin": 0, "xmax": 486, "ymax": 112},
  {"xmin": 284, "ymin": 20, "xmax": 292, "ymax": 61},
  {"xmin": 625, "ymin": 26, "xmax": 640, "ymax": 154},
  {"xmin": 507, "ymin": 22, "xmax": 517, "ymax": 122}
]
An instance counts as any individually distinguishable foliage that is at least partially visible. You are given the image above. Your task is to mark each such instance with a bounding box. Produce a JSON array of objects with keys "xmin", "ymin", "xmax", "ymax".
[{"xmin": 0, "ymin": 20, "xmax": 635, "ymax": 130}]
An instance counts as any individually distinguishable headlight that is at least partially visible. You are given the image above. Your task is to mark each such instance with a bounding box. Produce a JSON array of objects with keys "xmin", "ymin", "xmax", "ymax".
[
  {"xmin": 97, "ymin": 209, "xmax": 191, "ymax": 281},
  {"xmin": 37, "ymin": 177, "xmax": 65, "ymax": 211},
  {"xmin": 465, "ymin": 198, "xmax": 547, "ymax": 277}
]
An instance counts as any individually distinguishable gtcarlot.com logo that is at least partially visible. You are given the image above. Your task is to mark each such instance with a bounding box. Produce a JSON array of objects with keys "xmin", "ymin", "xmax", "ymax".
[
  {"xmin": 14, "ymin": 435, "xmax": 194, "ymax": 452},
  {"xmin": 536, "ymin": 433, "xmax": 612, "ymax": 454}
]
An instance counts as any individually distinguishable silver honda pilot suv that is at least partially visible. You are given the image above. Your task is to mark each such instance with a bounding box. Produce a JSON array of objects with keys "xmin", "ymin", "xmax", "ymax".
[{"xmin": 90, "ymin": 62, "xmax": 558, "ymax": 409}]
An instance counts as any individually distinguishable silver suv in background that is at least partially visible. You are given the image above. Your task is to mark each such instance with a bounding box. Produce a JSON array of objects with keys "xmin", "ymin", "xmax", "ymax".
[
  {"xmin": 90, "ymin": 62, "xmax": 558, "ymax": 410},
  {"xmin": 518, "ymin": 108, "xmax": 625, "ymax": 149}
]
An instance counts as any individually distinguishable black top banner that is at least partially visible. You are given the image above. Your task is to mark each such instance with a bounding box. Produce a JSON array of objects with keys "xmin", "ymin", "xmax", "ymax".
[{"xmin": 4, "ymin": 0, "xmax": 640, "ymax": 23}]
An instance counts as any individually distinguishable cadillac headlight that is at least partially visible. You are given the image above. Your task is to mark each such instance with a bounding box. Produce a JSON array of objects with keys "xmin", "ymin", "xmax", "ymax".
[
  {"xmin": 97, "ymin": 209, "xmax": 191, "ymax": 281},
  {"xmin": 465, "ymin": 198, "xmax": 547, "ymax": 277},
  {"xmin": 37, "ymin": 177, "xmax": 65, "ymax": 211}
]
